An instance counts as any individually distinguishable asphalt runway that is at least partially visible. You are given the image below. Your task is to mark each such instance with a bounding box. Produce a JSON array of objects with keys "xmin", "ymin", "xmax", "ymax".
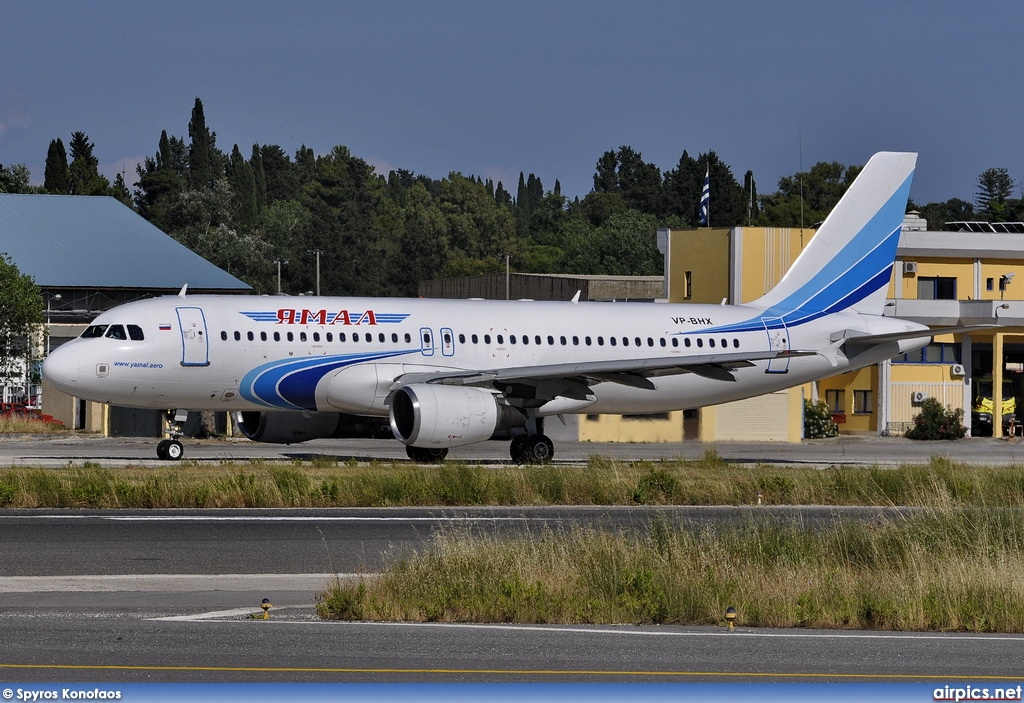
[
  {"xmin": 4, "ymin": 433, "xmax": 1024, "ymax": 467},
  {"xmin": 3, "ymin": 436, "xmax": 1024, "ymax": 683},
  {"xmin": 1, "ymin": 508, "xmax": 1024, "ymax": 683}
]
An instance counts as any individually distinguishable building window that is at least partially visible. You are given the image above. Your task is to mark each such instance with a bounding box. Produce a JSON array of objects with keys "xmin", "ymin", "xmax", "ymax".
[
  {"xmin": 917, "ymin": 276, "xmax": 957, "ymax": 300},
  {"xmin": 684, "ymin": 271, "xmax": 693, "ymax": 300},
  {"xmin": 895, "ymin": 343, "xmax": 961, "ymax": 364},
  {"xmin": 825, "ymin": 389, "xmax": 844, "ymax": 413},
  {"xmin": 853, "ymin": 390, "xmax": 873, "ymax": 414},
  {"xmin": 987, "ymin": 277, "xmax": 995, "ymax": 292}
]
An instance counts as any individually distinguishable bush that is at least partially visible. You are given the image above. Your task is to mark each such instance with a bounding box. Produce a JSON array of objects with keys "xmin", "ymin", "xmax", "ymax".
[
  {"xmin": 905, "ymin": 398, "xmax": 967, "ymax": 440},
  {"xmin": 804, "ymin": 399, "xmax": 839, "ymax": 439}
]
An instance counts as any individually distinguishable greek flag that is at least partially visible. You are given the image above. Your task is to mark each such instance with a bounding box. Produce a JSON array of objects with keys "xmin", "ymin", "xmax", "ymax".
[{"xmin": 698, "ymin": 167, "xmax": 710, "ymax": 226}]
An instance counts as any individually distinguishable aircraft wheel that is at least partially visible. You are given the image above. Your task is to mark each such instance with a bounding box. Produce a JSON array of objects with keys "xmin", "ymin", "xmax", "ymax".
[
  {"xmin": 164, "ymin": 439, "xmax": 184, "ymax": 461},
  {"xmin": 156, "ymin": 439, "xmax": 170, "ymax": 460},
  {"xmin": 515, "ymin": 435, "xmax": 554, "ymax": 465},
  {"xmin": 509, "ymin": 435, "xmax": 527, "ymax": 464},
  {"xmin": 406, "ymin": 445, "xmax": 448, "ymax": 463}
]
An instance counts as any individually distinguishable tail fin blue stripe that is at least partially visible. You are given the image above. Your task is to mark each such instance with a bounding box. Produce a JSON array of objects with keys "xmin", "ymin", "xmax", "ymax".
[{"xmin": 695, "ymin": 170, "xmax": 912, "ymax": 336}]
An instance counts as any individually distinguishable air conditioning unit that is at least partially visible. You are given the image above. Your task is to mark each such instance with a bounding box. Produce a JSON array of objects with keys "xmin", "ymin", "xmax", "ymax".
[
  {"xmin": 902, "ymin": 261, "xmax": 918, "ymax": 274},
  {"xmin": 950, "ymin": 364, "xmax": 965, "ymax": 377},
  {"xmin": 911, "ymin": 391, "xmax": 928, "ymax": 403}
]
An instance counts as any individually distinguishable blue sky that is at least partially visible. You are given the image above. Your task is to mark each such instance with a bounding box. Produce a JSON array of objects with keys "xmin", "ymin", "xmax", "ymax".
[{"xmin": 2, "ymin": 1, "xmax": 1021, "ymax": 206}]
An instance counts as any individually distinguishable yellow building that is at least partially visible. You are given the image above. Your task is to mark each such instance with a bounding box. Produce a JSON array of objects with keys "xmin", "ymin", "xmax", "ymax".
[{"xmin": 650, "ymin": 214, "xmax": 1023, "ymax": 439}]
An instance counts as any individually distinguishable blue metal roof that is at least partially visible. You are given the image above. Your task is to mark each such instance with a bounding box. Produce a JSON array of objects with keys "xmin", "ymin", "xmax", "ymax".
[{"xmin": 0, "ymin": 194, "xmax": 251, "ymax": 290}]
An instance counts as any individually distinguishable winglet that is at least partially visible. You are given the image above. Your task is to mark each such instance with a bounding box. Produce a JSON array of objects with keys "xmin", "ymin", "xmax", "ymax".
[
  {"xmin": 178, "ymin": 284, "xmax": 188, "ymax": 298},
  {"xmin": 571, "ymin": 290, "xmax": 581, "ymax": 304}
]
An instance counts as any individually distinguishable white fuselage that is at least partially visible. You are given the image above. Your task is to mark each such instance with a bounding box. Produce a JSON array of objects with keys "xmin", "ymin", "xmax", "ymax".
[{"xmin": 42, "ymin": 294, "xmax": 929, "ymax": 417}]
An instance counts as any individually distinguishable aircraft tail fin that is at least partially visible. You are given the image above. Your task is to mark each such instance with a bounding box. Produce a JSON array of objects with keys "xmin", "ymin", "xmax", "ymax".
[{"xmin": 752, "ymin": 151, "xmax": 917, "ymax": 317}]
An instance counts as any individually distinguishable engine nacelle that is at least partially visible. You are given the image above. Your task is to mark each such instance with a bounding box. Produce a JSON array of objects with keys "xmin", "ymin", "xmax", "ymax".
[
  {"xmin": 389, "ymin": 384, "xmax": 526, "ymax": 448},
  {"xmin": 235, "ymin": 411, "xmax": 390, "ymax": 444}
]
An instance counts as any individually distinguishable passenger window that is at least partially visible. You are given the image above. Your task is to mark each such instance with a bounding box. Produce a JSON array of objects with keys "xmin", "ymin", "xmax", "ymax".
[
  {"xmin": 234, "ymin": 331, "xmax": 241, "ymax": 341},
  {"xmin": 573, "ymin": 336, "xmax": 580, "ymax": 345},
  {"xmin": 697, "ymin": 338, "xmax": 704, "ymax": 348},
  {"xmin": 484, "ymin": 334, "xmax": 491, "ymax": 344},
  {"xmin": 127, "ymin": 325, "xmax": 144, "ymax": 341},
  {"xmin": 404, "ymin": 333, "xmax": 412, "ymax": 343},
  {"xmin": 299, "ymin": 332, "xmax": 307, "ymax": 342},
  {"xmin": 535, "ymin": 335, "xmax": 542, "ymax": 345},
  {"xmin": 709, "ymin": 339, "xmax": 715, "ymax": 348},
  {"xmin": 82, "ymin": 325, "xmax": 108, "ymax": 338},
  {"xmin": 105, "ymin": 325, "xmax": 127, "ymax": 340},
  {"xmin": 683, "ymin": 338, "xmax": 691, "ymax": 347},
  {"xmin": 471, "ymin": 334, "xmax": 479, "ymax": 344},
  {"xmin": 646, "ymin": 338, "xmax": 653, "ymax": 347},
  {"xmin": 313, "ymin": 332, "xmax": 320, "ymax": 342},
  {"xmin": 497, "ymin": 335, "xmax": 504, "ymax": 344},
  {"xmin": 379, "ymin": 333, "xmax": 385, "ymax": 343},
  {"xmin": 721, "ymin": 338, "xmax": 728, "ymax": 348},
  {"xmin": 609, "ymin": 337, "xmax": 617, "ymax": 346},
  {"xmin": 597, "ymin": 337, "xmax": 604, "ymax": 346},
  {"xmin": 326, "ymin": 332, "xmax": 333, "ymax": 342},
  {"xmin": 393, "ymin": 333, "xmax": 399, "ymax": 343},
  {"xmin": 585, "ymin": 336, "xmax": 592, "ymax": 346},
  {"xmin": 261, "ymin": 332, "xmax": 268, "ymax": 341},
  {"xmin": 220, "ymin": 331, "xmax": 228, "ymax": 341},
  {"xmin": 672, "ymin": 338, "xmax": 679, "ymax": 347},
  {"xmin": 659, "ymin": 338, "xmax": 666, "ymax": 347},
  {"xmin": 273, "ymin": 332, "xmax": 281, "ymax": 342},
  {"xmin": 520, "ymin": 335, "xmax": 526, "ymax": 345},
  {"xmin": 287, "ymin": 332, "xmax": 294, "ymax": 342},
  {"xmin": 339, "ymin": 333, "xmax": 347, "ymax": 342},
  {"xmin": 733, "ymin": 338, "xmax": 739, "ymax": 348},
  {"xmin": 560, "ymin": 336, "xmax": 566, "ymax": 345},
  {"xmin": 248, "ymin": 331, "xmax": 255, "ymax": 341}
]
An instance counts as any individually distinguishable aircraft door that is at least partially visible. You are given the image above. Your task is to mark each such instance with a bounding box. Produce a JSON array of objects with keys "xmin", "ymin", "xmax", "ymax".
[
  {"xmin": 177, "ymin": 306, "xmax": 210, "ymax": 367},
  {"xmin": 440, "ymin": 327, "xmax": 455, "ymax": 357},
  {"xmin": 419, "ymin": 327, "xmax": 435, "ymax": 357},
  {"xmin": 761, "ymin": 316, "xmax": 790, "ymax": 374}
]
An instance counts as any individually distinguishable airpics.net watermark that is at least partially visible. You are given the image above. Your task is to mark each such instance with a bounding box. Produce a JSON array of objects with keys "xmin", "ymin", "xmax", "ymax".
[{"xmin": 934, "ymin": 685, "xmax": 1024, "ymax": 701}]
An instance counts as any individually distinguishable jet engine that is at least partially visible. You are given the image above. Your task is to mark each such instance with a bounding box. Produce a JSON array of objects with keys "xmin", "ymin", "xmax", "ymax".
[
  {"xmin": 388, "ymin": 384, "xmax": 526, "ymax": 448},
  {"xmin": 235, "ymin": 411, "xmax": 390, "ymax": 444}
]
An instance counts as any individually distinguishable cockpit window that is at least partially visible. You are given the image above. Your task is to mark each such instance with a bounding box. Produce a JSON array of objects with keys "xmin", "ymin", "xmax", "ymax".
[
  {"xmin": 81, "ymin": 325, "xmax": 107, "ymax": 338},
  {"xmin": 127, "ymin": 325, "xmax": 144, "ymax": 341},
  {"xmin": 105, "ymin": 325, "xmax": 128, "ymax": 340}
]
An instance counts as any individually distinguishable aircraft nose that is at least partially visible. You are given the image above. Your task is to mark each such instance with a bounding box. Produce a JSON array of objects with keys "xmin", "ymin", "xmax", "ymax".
[{"xmin": 42, "ymin": 346, "xmax": 80, "ymax": 395}]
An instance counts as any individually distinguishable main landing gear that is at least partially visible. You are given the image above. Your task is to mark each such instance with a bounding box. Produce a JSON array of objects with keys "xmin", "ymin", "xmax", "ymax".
[
  {"xmin": 510, "ymin": 434, "xmax": 554, "ymax": 464},
  {"xmin": 157, "ymin": 409, "xmax": 188, "ymax": 461}
]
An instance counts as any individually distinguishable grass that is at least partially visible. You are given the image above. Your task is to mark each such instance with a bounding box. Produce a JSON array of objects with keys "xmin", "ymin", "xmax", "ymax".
[
  {"xmin": 318, "ymin": 507, "xmax": 1024, "ymax": 631},
  {"xmin": 3, "ymin": 453, "xmax": 1024, "ymax": 509}
]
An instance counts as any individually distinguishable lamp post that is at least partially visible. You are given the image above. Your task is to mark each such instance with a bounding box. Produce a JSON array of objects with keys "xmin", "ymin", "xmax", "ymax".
[
  {"xmin": 498, "ymin": 253, "xmax": 512, "ymax": 300},
  {"xmin": 273, "ymin": 259, "xmax": 289, "ymax": 295},
  {"xmin": 308, "ymin": 250, "xmax": 322, "ymax": 296},
  {"xmin": 46, "ymin": 294, "xmax": 61, "ymax": 356}
]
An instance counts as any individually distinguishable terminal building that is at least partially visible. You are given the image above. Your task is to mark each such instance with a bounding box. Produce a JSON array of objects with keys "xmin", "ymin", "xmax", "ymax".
[
  {"xmin": 0, "ymin": 193, "xmax": 250, "ymax": 434},
  {"xmin": 619, "ymin": 213, "xmax": 1024, "ymax": 442}
]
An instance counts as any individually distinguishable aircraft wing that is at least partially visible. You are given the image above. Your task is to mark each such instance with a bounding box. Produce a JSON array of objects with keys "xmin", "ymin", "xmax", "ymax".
[{"xmin": 393, "ymin": 348, "xmax": 816, "ymax": 393}]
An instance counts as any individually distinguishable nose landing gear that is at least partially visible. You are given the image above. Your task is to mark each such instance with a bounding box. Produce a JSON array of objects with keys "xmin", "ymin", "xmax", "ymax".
[{"xmin": 157, "ymin": 409, "xmax": 188, "ymax": 461}]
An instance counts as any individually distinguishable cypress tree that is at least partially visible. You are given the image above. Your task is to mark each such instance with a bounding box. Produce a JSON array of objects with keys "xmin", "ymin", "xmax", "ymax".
[{"xmin": 43, "ymin": 138, "xmax": 69, "ymax": 194}]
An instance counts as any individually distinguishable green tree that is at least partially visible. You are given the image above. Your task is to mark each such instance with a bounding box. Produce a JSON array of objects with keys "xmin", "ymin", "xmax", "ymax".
[
  {"xmin": 0, "ymin": 164, "xmax": 32, "ymax": 194},
  {"xmin": 187, "ymin": 97, "xmax": 221, "ymax": 190},
  {"xmin": 975, "ymin": 167, "xmax": 1015, "ymax": 221},
  {"xmin": 759, "ymin": 161, "xmax": 861, "ymax": 227},
  {"xmin": 67, "ymin": 131, "xmax": 110, "ymax": 196},
  {"xmin": 227, "ymin": 144, "xmax": 257, "ymax": 224},
  {"xmin": 135, "ymin": 130, "xmax": 189, "ymax": 229},
  {"xmin": 43, "ymin": 139, "xmax": 69, "ymax": 194},
  {"xmin": 0, "ymin": 255, "xmax": 44, "ymax": 396}
]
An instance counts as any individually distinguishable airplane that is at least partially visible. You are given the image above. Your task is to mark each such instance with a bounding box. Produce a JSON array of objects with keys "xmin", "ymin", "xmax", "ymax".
[{"xmin": 42, "ymin": 151, "xmax": 972, "ymax": 463}]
